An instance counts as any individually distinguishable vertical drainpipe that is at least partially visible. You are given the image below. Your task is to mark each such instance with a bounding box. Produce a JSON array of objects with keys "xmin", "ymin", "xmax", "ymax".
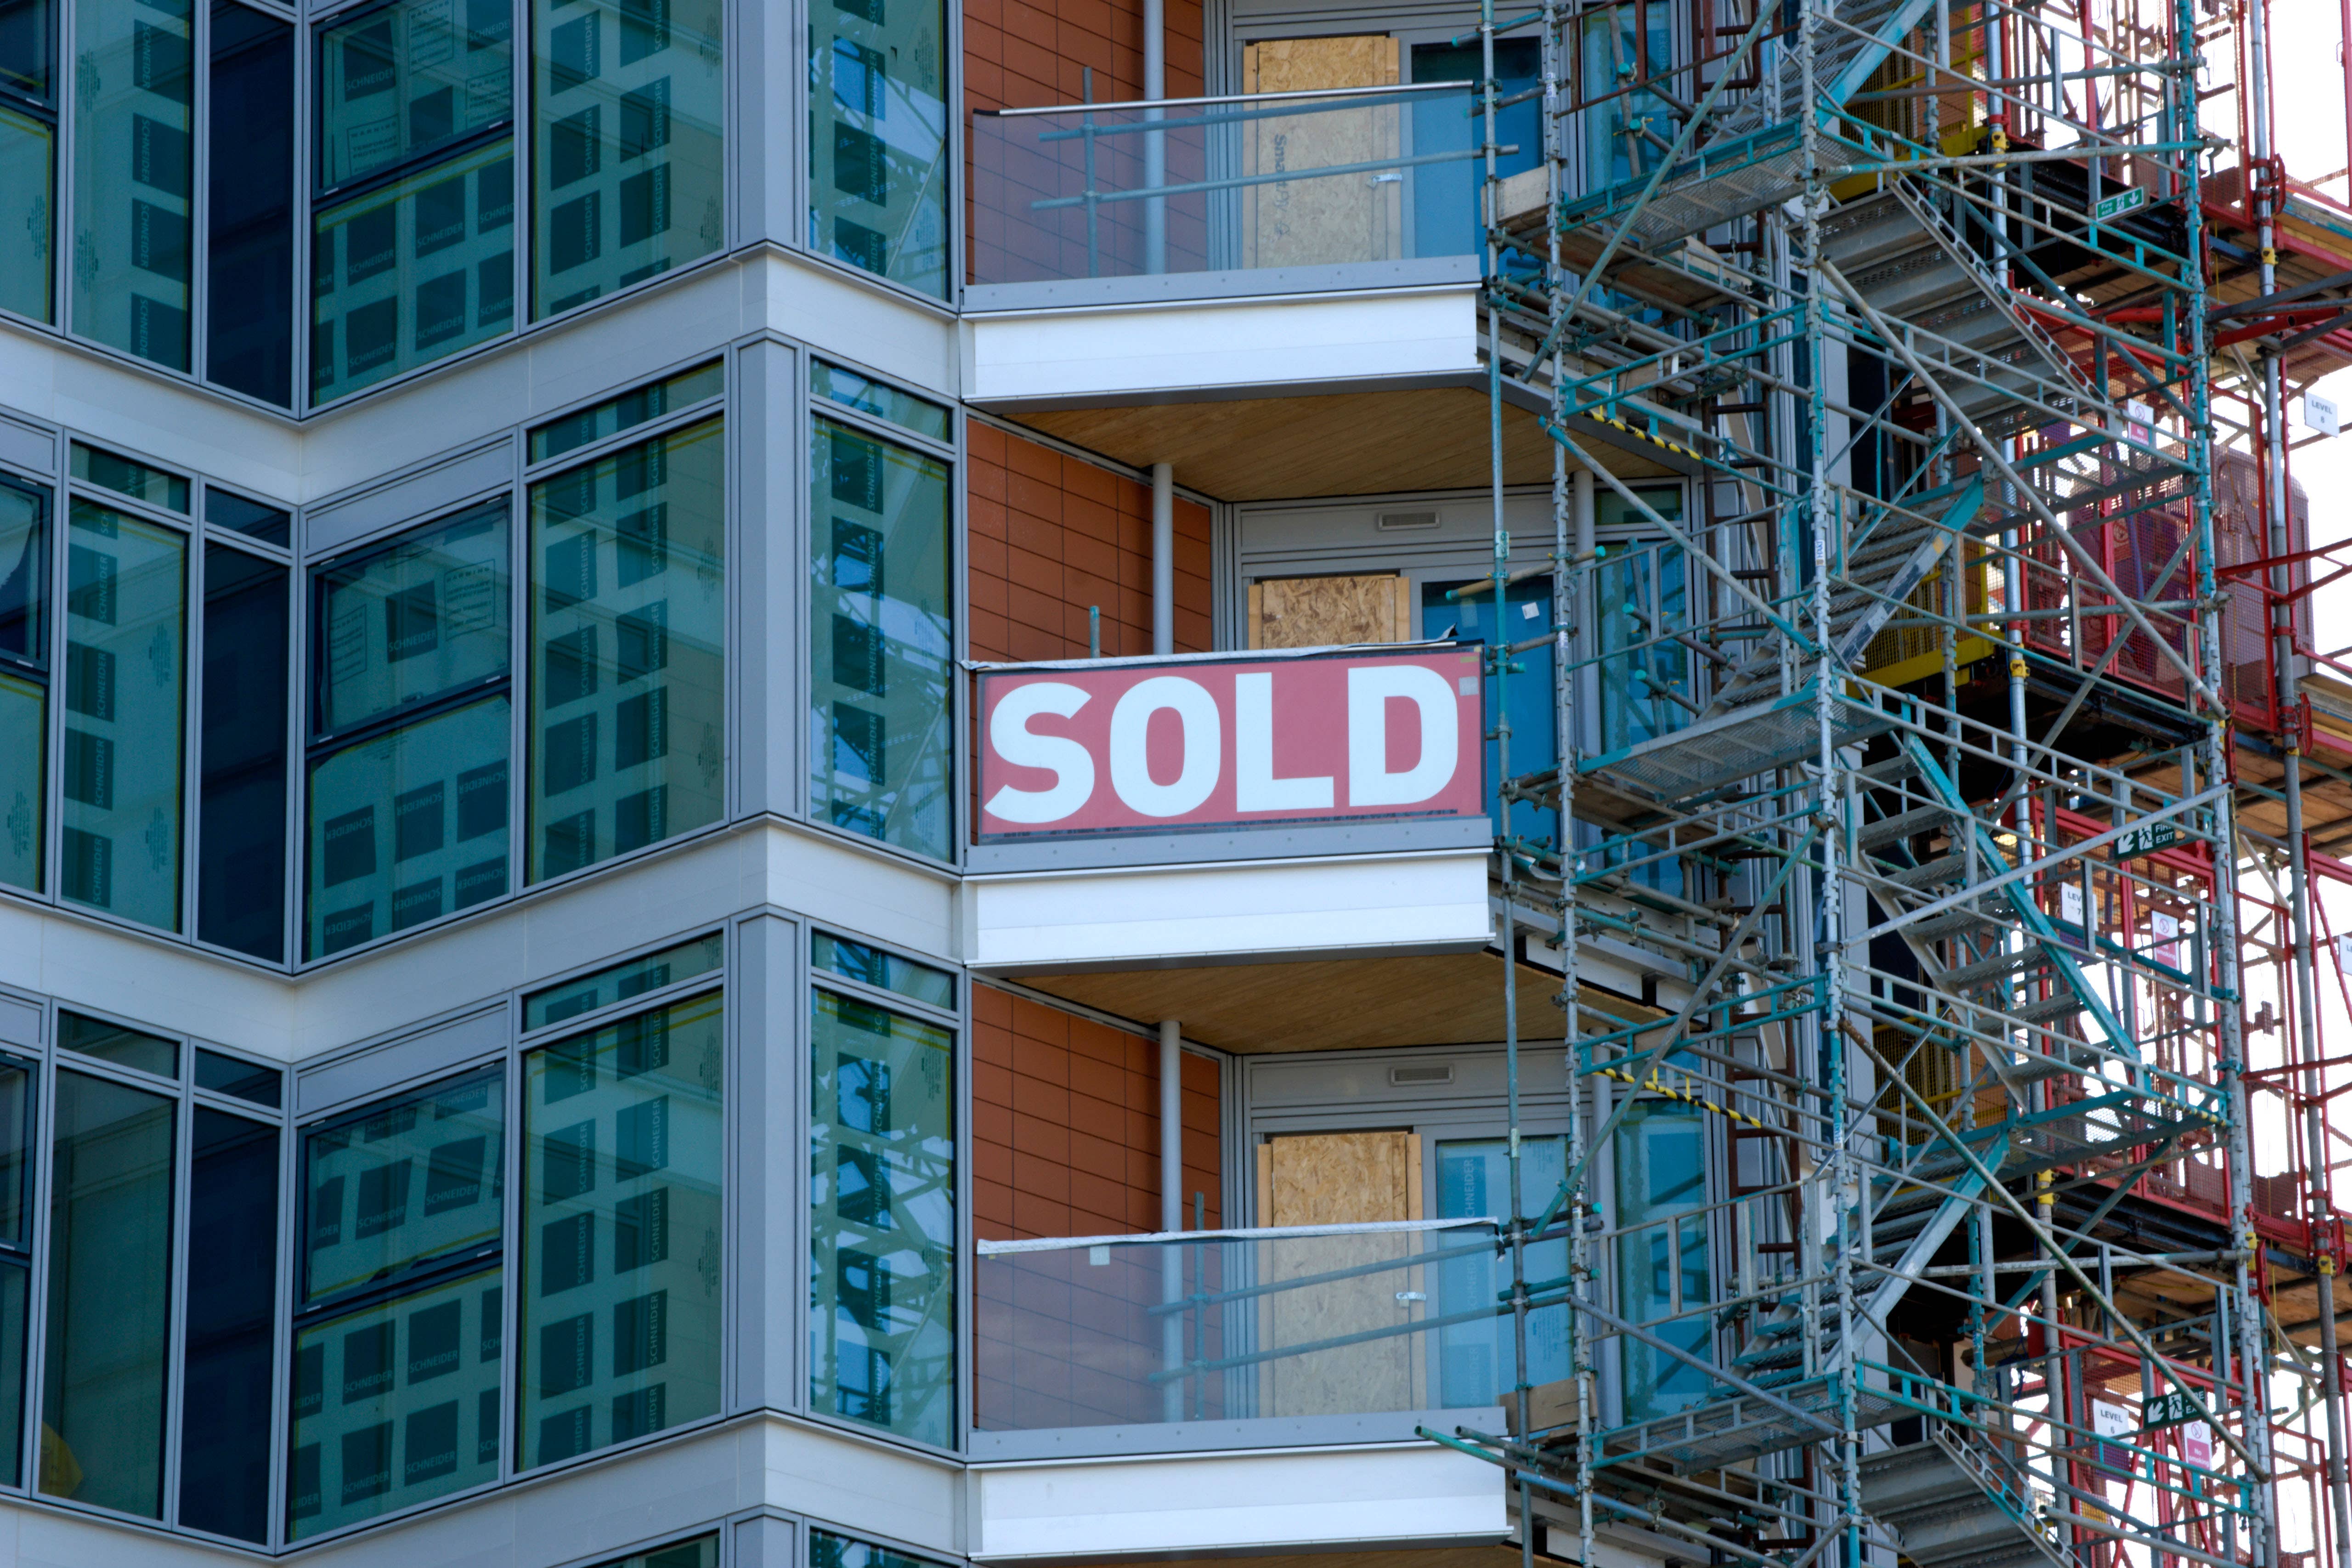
[
  {"xmin": 1152, "ymin": 463, "xmax": 1175, "ymax": 654},
  {"xmin": 1160, "ymin": 1019, "xmax": 1184, "ymax": 1420}
]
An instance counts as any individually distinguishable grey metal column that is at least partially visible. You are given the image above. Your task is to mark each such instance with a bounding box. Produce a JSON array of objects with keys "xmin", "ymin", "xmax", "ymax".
[
  {"xmin": 1152, "ymin": 463, "xmax": 1175, "ymax": 654},
  {"xmin": 1161, "ymin": 1019, "xmax": 1185, "ymax": 1420}
]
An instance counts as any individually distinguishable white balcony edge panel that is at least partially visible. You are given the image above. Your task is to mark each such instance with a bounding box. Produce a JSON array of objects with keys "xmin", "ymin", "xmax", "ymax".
[
  {"xmin": 968, "ymin": 1442, "xmax": 1506, "ymax": 1559},
  {"xmin": 961, "ymin": 287, "xmax": 1479, "ymax": 404},
  {"xmin": 963, "ymin": 849, "xmax": 1493, "ymax": 970}
]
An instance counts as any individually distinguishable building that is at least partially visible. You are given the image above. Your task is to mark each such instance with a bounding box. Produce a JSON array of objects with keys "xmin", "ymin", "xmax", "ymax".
[{"xmin": 0, "ymin": 0, "xmax": 2348, "ymax": 1567}]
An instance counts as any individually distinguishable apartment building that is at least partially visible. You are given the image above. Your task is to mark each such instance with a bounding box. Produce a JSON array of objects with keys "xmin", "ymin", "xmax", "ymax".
[{"xmin": 0, "ymin": 0, "xmax": 2341, "ymax": 1567}]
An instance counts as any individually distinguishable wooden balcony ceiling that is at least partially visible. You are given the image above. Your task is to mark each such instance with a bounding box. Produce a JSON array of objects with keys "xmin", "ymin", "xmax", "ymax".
[
  {"xmin": 1019, "ymin": 946, "xmax": 1663, "ymax": 1055},
  {"xmin": 1005, "ymin": 385, "xmax": 1679, "ymax": 503}
]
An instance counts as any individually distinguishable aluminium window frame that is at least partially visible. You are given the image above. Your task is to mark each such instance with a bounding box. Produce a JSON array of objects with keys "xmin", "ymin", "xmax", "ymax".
[
  {"xmin": 802, "ymin": 919, "xmax": 965, "ymax": 1460},
  {"xmin": 19, "ymin": 995, "xmax": 290, "ymax": 1545},
  {"xmin": 796, "ymin": 354, "xmax": 963, "ymax": 871}
]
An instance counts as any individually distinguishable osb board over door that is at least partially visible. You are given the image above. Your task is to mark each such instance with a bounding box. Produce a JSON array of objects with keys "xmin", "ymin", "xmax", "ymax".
[
  {"xmin": 1242, "ymin": 37, "xmax": 1401, "ymax": 269},
  {"xmin": 1248, "ymin": 573, "xmax": 1412, "ymax": 648},
  {"xmin": 1255, "ymin": 1130, "xmax": 1424, "ymax": 1417}
]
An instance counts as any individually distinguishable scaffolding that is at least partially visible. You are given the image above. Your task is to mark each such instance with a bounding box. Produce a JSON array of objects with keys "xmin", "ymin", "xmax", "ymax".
[{"xmin": 1434, "ymin": 6, "xmax": 2352, "ymax": 1568}]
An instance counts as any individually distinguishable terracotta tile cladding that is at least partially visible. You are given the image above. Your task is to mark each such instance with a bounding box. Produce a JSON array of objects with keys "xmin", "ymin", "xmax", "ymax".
[{"xmin": 974, "ymin": 985, "xmax": 1222, "ymax": 1242}]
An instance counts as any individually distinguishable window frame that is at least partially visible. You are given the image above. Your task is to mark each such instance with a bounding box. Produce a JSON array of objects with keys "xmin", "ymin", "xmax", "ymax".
[
  {"xmin": 803, "ymin": 920, "xmax": 963, "ymax": 1457},
  {"xmin": 797, "ymin": 357, "xmax": 962, "ymax": 869},
  {"xmin": 16, "ymin": 996, "xmax": 289, "ymax": 1543}
]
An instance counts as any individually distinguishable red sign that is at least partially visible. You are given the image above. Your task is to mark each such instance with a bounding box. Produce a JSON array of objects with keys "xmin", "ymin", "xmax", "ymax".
[{"xmin": 975, "ymin": 646, "xmax": 1487, "ymax": 840}]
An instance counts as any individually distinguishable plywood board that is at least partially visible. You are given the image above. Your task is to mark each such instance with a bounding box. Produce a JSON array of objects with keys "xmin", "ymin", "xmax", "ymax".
[
  {"xmin": 1010, "ymin": 386, "xmax": 1668, "ymax": 502},
  {"xmin": 1242, "ymin": 38, "xmax": 1402, "ymax": 270},
  {"xmin": 1249, "ymin": 572, "xmax": 1412, "ymax": 647},
  {"xmin": 1019, "ymin": 949, "xmax": 1663, "ymax": 1054},
  {"xmin": 1258, "ymin": 1130, "xmax": 1421, "ymax": 1415}
]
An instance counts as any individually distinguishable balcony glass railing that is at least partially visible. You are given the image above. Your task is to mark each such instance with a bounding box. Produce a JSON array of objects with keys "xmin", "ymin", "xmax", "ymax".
[
  {"xmin": 973, "ymin": 1219, "xmax": 1509, "ymax": 1449},
  {"xmin": 969, "ymin": 84, "xmax": 1483, "ymax": 288}
]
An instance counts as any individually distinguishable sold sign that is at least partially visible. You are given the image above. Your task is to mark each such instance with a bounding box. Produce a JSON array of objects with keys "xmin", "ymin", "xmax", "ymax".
[{"xmin": 975, "ymin": 646, "xmax": 1487, "ymax": 840}]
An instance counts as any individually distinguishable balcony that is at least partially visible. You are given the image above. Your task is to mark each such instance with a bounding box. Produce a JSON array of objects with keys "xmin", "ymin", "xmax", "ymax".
[
  {"xmin": 961, "ymin": 85, "xmax": 1553, "ymax": 499},
  {"xmin": 966, "ymin": 1222, "xmax": 1510, "ymax": 1558}
]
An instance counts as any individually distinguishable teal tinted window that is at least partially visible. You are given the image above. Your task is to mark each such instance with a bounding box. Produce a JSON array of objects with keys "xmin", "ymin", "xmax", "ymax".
[
  {"xmin": 807, "ymin": 0, "xmax": 947, "ymax": 295},
  {"xmin": 0, "ymin": 1055, "xmax": 33, "ymax": 1489},
  {"xmin": 306, "ymin": 504, "xmax": 512, "ymax": 957},
  {"xmin": 72, "ymin": 443, "xmax": 188, "ymax": 513},
  {"xmin": 71, "ymin": 0, "xmax": 191, "ymax": 369},
  {"xmin": 61, "ymin": 500, "xmax": 186, "ymax": 931},
  {"xmin": 42, "ymin": 1069, "xmax": 176, "ymax": 1516},
  {"xmin": 810, "ymin": 988, "xmax": 953, "ymax": 1445},
  {"xmin": 57, "ymin": 1009, "xmax": 178, "ymax": 1078},
  {"xmin": 0, "ymin": 105, "xmax": 51, "ymax": 324},
  {"xmin": 311, "ymin": 137, "xmax": 517, "ymax": 404},
  {"xmin": 288, "ymin": 1266, "xmax": 502, "ymax": 1535},
  {"xmin": 0, "ymin": 477, "xmax": 47, "ymax": 897},
  {"xmin": 808, "ymin": 417, "xmax": 951, "ymax": 859},
  {"xmin": 1433, "ymin": 1136, "xmax": 1567, "ymax": 1408},
  {"xmin": 813, "ymin": 1532, "xmax": 937, "ymax": 1568},
  {"xmin": 529, "ymin": 361, "xmax": 722, "ymax": 463},
  {"xmin": 812, "ymin": 930, "xmax": 952, "ymax": 1010},
  {"xmin": 814, "ymin": 362, "xmax": 949, "ymax": 442},
  {"xmin": 529, "ymin": 0, "xmax": 724, "ymax": 317},
  {"xmin": 527, "ymin": 418, "xmax": 724, "ymax": 882},
  {"xmin": 523, "ymin": 931, "xmax": 723, "ymax": 1029},
  {"xmin": 518, "ymin": 991, "xmax": 724, "ymax": 1467},
  {"xmin": 302, "ymin": 1067, "xmax": 504, "ymax": 1304},
  {"xmin": 316, "ymin": 0, "xmax": 511, "ymax": 192}
]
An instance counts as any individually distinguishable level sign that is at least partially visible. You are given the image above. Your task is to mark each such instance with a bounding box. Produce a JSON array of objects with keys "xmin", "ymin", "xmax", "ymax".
[{"xmin": 2094, "ymin": 186, "xmax": 2148, "ymax": 221}]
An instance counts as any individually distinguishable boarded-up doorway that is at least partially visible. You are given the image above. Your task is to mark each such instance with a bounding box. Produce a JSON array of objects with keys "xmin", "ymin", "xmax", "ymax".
[
  {"xmin": 1255, "ymin": 1130, "xmax": 1424, "ymax": 1415},
  {"xmin": 1242, "ymin": 37, "xmax": 1402, "ymax": 269}
]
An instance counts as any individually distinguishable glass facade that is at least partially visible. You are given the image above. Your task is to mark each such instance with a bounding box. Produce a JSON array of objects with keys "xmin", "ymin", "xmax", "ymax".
[
  {"xmin": 0, "ymin": 475, "xmax": 45, "ymax": 895},
  {"xmin": 197, "ymin": 543, "xmax": 289, "ymax": 960},
  {"xmin": 808, "ymin": 416, "xmax": 950, "ymax": 860},
  {"xmin": 293, "ymin": 1067, "xmax": 505, "ymax": 1538},
  {"xmin": 527, "ymin": 416, "xmax": 723, "ymax": 882},
  {"xmin": 524, "ymin": 929, "xmax": 722, "ymax": 1028},
  {"xmin": 71, "ymin": 0, "xmax": 192, "ymax": 369},
  {"xmin": 310, "ymin": 0, "xmax": 514, "ymax": 404},
  {"xmin": 810, "ymin": 986, "xmax": 953, "ymax": 1447},
  {"xmin": 529, "ymin": 0, "xmax": 723, "ymax": 317},
  {"xmin": 306, "ymin": 502, "xmax": 511, "ymax": 956},
  {"xmin": 180, "ymin": 1107, "xmax": 279, "ymax": 1541},
  {"xmin": 208, "ymin": 2, "xmax": 294, "ymax": 405},
  {"xmin": 808, "ymin": 0, "xmax": 947, "ymax": 296},
  {"xmin": 530, "ymin": 358, "xmax": 719, "ymax": 462},
  {"xmin": 0, "ymin": 78, "xmax": 53, "ymax": 323},
  {"xmin": 518, "ymin": 990, "xmax": 723, "ymax": 1466},
  {"xmin": 61, "ymin": 498, "xmax": 185, "ymax": 930},
  {"xmin": 0, "ymin": 1055, "xmax": 30, "ymax": 1490},
  {"xmin": 41, "ymin": 1068, "xmax": 175, "ymax": 1517}
]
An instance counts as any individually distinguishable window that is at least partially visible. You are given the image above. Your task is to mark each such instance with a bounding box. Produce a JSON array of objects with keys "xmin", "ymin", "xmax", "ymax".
[
  {"xmin": 527, "ymin": 416, "xmax": 724, "ymax": 881},
  {"xmin": 813, "ymin": 1530, "xmax": 939, "ymax": 1568},
  {"xmin": 59, "ymin": 1008, "xmax": 177, "ymax": 1076},
  {"xmin": 530, "ymin": 0, "xmax": 724, "ymax": 317},
  {"xmin": 41, "ymin": 1068, "xmax": 176, "ymax": 1516},
  {"xmin": 808, "ymin": 0, "xmax": 947, "ymax": 296},
  {"xmin": 61, "ymin": 496, "xmax": 187, "ymax": 930},
  {"xmin": 0, "ymin": 0, "xmax": 52, "ymax": 323},
  {"xmin": 181, "ymin": 1106, "xmax": 281, "ymax": 1541},
  {"xmin": 1432, "ymin": 1136, "xmax": 1568, "ymax": 1410},
  {"xmin": 199, "ymin": 543, "xmax": 290, "ymax": 960},
  {"xmin": 600, "ymin": 1532, "xmax": 720, "ymax": 1568},
  {"xmin": 0, "ymin": 474, "xmax": 47, "ymax": 895},
  {"xmin": 0, "ymin": 1054, "xmax": 31, "ymax": 1490},
  {"xmin": 73, "ymin": 442, "xmax": 189, "ymax": 512},
  {"xmin": 530, "ymin": 360, "xmax": 720, "ymax": 462},
  {"xmin": 1613, "ymin": 1099, "xmax": 1712, "ymax": 1423},
  {"xmin": 205, "ymin": 487, "xmax": 291, "ymax": 548},
  {"xmin": 292, "ymin": 1067, "xmax": 504, "ymax": 1537},
  {"xmin": 808, "ymin": 413, "xmax": 951, "ymax": 859},
  {"xmin": 306, "ymin": 502, "xmax": 511, "ymax": 957},
  {"xmin": 311, "ymin": 0, "xmax": 515, "ymax": 404},
  {"xmin": 209, "ymin": 3, "xmax": 295, "ymax": 406},
  {"xmin": 523, "ymin": 929, "xmax": 723, "ymax": 1028},
  {"xmin": 810, "ymin": 971, "xmax": 954, "ymax": 1446},
  {"xmin": 70, "ymin": 0, "xmax": 189, "ymax": 368},
  {"xmin": 1425, "ymin": 573, "xmax": 1553, "ymax": 843},
  {"xmin": 517, "ymin": 989, "xmax": 723, "ymax": 1467}
]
